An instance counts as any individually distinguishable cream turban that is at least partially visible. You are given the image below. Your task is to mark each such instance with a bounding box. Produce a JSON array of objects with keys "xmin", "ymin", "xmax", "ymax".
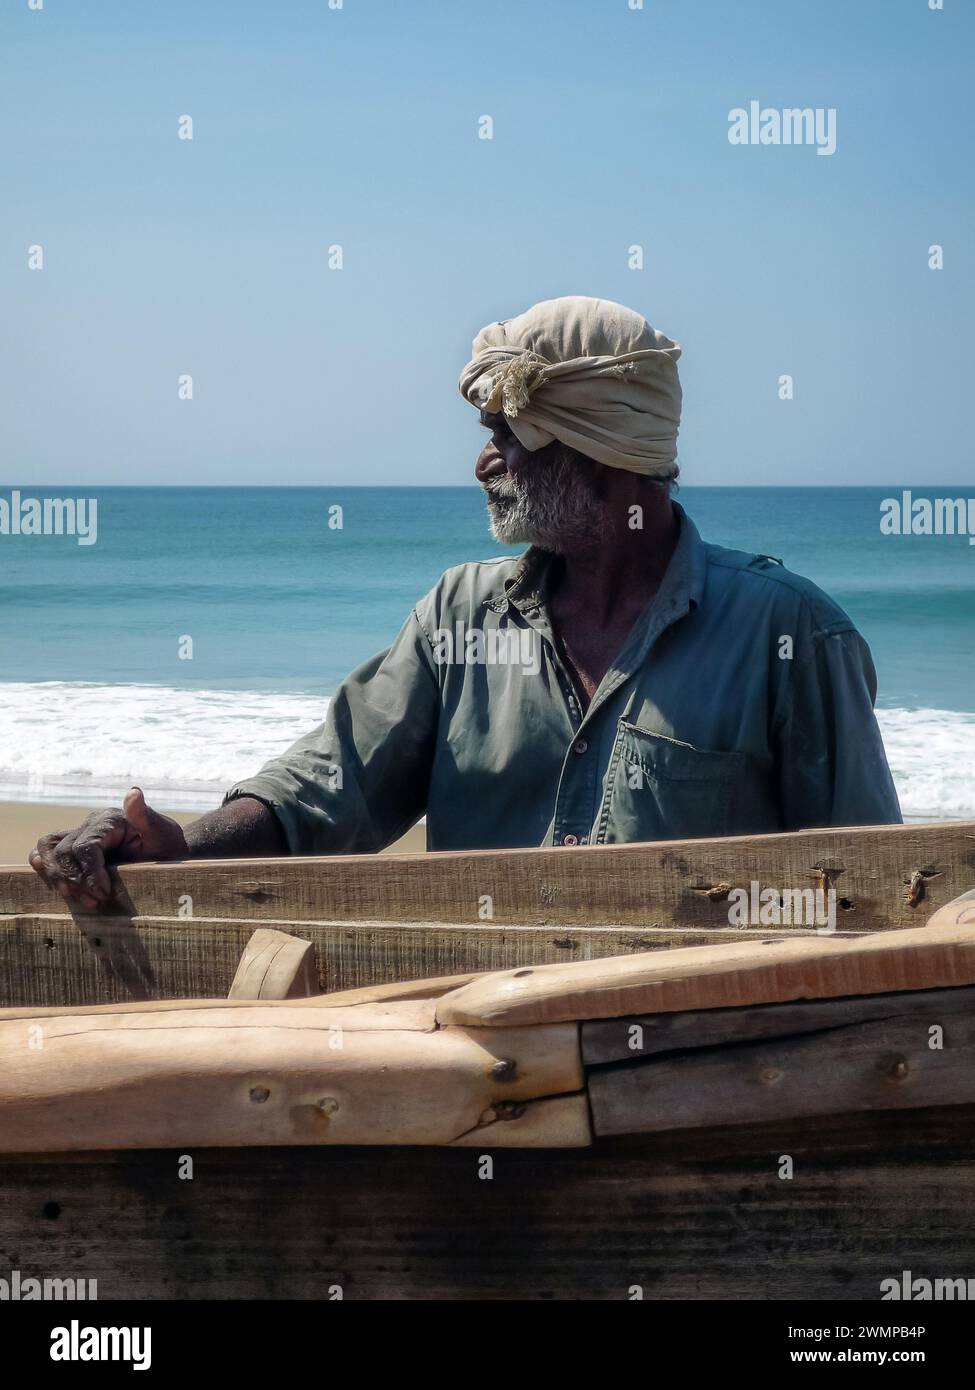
[{"xmin": 459, "ymin": 296, "xmax": 682, "ymax": 478}]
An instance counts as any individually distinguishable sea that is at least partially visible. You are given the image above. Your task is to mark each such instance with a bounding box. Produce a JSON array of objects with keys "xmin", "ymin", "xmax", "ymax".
[{"xmin": 0, "ymin": 486, "xmax": 972, "ymax": 821}]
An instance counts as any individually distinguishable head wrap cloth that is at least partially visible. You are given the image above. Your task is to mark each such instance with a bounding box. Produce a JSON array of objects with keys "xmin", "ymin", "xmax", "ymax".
[{"xmin": 458, "ymin": 296, "xmax": 682, "ymax": 479}]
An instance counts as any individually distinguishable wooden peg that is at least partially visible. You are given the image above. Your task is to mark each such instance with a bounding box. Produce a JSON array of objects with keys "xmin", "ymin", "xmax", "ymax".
[{"xmin": 228, "ymin": 928, "xmax": 318, "ymax": 1000}]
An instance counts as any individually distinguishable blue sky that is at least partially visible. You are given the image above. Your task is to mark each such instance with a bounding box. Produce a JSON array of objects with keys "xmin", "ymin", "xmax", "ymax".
[{"xmin": 3, "ymin": 0, "xmax": 972, "ymax": 486}]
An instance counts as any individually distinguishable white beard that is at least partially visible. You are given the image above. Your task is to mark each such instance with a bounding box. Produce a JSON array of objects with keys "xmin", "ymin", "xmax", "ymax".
[{"xmin": 483, "ymin": 448, "xmax": 609, "ymax": 553}]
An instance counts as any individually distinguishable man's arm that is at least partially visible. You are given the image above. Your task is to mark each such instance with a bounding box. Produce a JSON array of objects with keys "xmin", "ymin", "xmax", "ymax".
[
  {"xmin": 221, "ymin": 605, "xmax": 440, "ymax": 855},
  {"xmin": 184, "ymin": 794, "xmax": 287, "ymax": 857},
  {"xmin": 773, "ymin": 622, "xmax": 903, "ymax": 831}
]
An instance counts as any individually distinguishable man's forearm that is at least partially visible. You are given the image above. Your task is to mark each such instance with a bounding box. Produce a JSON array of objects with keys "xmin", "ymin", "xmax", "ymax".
[{"xmin": 183, "ymin": 796, "xmax": 288, "ymax": 858}]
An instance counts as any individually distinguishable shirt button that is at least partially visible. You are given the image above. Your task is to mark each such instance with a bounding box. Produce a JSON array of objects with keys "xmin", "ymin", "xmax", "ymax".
[
  {"xmin": 562, "ymin": 833, "xmax": 579, "ymax": 846},
  {"xmin": 573, "ymin": 739, "xmax": 588, "ymax": 755}
]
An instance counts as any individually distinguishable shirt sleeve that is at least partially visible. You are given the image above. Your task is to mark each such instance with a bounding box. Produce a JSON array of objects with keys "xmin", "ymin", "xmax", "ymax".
[
  {"xmin": 773, "ymin": 622, "xmax": 903, "ymax": 831},
  {"xmin": 223, "ymin": 607, "xmax": 440, "ymax": 854}
]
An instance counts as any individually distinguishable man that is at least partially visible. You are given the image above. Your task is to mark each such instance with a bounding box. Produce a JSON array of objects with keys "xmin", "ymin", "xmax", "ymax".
[{"xmin": 31, "ymin": 296, "xmax": 901, "ymax": 910}]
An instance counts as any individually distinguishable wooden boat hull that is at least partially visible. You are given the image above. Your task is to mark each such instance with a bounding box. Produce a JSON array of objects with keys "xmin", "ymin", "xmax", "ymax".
[
  {"xmin": 2, "ymin": 824, "xmax": 974, "ymax": 1300},
  {"xmin": 4, "ymin": 1107, "xmax": 974, "ymax": 1300}
]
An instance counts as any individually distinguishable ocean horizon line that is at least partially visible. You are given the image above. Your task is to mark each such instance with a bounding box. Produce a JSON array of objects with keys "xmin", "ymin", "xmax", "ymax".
[{"xmin": 6, "ymin": 483, "xmax": 975, "ymax": 492}]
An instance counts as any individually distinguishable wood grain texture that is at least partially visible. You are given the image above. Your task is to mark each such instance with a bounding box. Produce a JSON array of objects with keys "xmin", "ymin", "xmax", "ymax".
[
  {"xmin": 581, "ymin": 984, "xmax": 975, "ymax": 1064},
  {"xmin": 436, "ymin": 918, "xmax": 975, "ymax": 1027},
  {"xmin": 3, "ymin": 822, "xmax": 970, "ymax": 1009},
  {"xmin": 303, "ymin": 970, "xmax": 486, "ymax": 1007},
  {"xmin": 924, "ymin": 888, "xmax": 975, "ymax": 928},
  {"xmin": 2, "ymin": 820, "xmax": 970, "ymax": 929},
  {"xmin": 449, "ymin": 1094, "xmax": 591, "ymax": 1148},
  {"xmin": 0, "ymin": 913, "xmax": 793, "ymax": 1009},
  {"xmin": 589, "ymin": 997, "xmax": 975, "ymax": 1134},
  {"xmin": 3, "ymin": 1107, "xmax": 974, "ymax": 1298},
  {"xmin": 228, "ymin": 928, "xmax": 318, "ymax": 1000},
  {"xmin": 0, "ymin": 998, "xmax": 583, "ymax": 1152}
]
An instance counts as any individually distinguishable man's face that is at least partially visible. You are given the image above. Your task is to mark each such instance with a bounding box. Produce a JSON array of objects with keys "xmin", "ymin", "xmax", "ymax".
[{"xmin": 475, "ymin": 410, "xmax": 607, "ymax": 552}]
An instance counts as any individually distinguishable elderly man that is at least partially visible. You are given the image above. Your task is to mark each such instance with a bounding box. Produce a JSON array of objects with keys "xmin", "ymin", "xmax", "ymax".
[{"xmin": 32, "ymin": 296, "xmax": 901, "ymax": 909}]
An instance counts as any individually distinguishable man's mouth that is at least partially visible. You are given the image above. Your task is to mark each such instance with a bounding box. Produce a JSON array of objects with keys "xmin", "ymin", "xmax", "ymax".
[
  {"xmin": 486, "ymin": 491, "xmax": 521, "ymax": 515},
  {"xmin": 483, "ymin": 477, "xmax": 515, "ymax": 503}
]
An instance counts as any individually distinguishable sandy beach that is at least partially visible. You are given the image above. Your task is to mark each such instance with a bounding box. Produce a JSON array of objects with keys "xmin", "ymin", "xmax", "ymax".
[{"xmin": 0, "ymin": 803, "xmax": 427, "ymax": 869}]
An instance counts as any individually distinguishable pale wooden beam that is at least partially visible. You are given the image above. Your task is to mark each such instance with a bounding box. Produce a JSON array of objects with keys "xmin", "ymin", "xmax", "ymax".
[
  {"xmin": 0, "ymin": 998, "xmax": 585, "ymax": 1152},
  {"xmin": 435, "ymin": 908, "xmax": 975, "ymax": 1027}
]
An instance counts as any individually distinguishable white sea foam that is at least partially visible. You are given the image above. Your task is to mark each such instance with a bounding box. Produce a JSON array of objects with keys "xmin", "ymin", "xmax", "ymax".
[
  {"xmin": 0, "ymin": 683, "xmax": 972, "ymax": 822},
  {"xmin": 876, "ymin": 707, "xmax": 975, "ymax": 822},
  {"xmin": 0, "ymin": 682, "xmax": 327, "ymax": 811}
]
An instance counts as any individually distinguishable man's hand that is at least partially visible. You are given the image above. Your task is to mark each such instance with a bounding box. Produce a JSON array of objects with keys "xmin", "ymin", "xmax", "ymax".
[{"xmin": 29, "ymin": 787, "xmax": 189, "ymax": 910}]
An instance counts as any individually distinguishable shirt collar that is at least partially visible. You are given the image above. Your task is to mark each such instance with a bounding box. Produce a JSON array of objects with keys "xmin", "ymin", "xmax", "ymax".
[{"xmin": 494, "ymin": 548, "xmax": 549, "ymax": 614}]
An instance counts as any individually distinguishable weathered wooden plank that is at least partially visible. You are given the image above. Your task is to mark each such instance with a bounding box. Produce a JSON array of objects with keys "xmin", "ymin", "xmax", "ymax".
[
  {"xmin": 3, "ymin": 1106, "xmax": 974, "ymax": 1298},
  {"xmin": 0, "ymin": 913, "xmax": 805, "ymax": 1008},
  {"xmin": 582, "ymin": 984, "xmax": 975, "ymax": 1064},
  {"xmin": 436, "ymin": 915, "xmax": 975, "ymax": 1027},
  {"xmin": 589, "ymin": 1001, "xmax": 975, "ymax": 1135},
  {"xmin": 3, "ymin": 820, "xmax": 971, "ymax": 931},
  {"xmin": 0, "ymin": 999, "xmax": 584, "ymax": 1152}
]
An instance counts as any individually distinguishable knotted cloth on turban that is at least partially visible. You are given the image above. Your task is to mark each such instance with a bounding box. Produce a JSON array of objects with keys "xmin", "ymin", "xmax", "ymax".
[{"xmin": 458, "ymin": 296, "xmax": 682, "ymax": 478}]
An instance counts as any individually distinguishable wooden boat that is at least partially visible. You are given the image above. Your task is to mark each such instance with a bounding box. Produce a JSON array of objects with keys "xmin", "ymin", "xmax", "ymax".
[{"xmin": 2, "ymin": 819, "xmax": 975, "ymax": 1300}]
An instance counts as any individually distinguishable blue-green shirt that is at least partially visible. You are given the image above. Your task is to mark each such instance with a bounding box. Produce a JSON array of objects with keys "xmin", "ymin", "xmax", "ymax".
[{"xmin": 225, "ymin": 505, "xmax": 902, "ymax": 852}]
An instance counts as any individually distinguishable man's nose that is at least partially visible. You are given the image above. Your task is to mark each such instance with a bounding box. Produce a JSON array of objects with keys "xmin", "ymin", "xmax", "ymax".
[{"xmin": 475, "ymin": 442, "xmax": 508, "ymax": 483}]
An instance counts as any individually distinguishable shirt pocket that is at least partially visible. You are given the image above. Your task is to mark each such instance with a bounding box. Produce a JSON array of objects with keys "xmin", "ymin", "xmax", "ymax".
[{"xmin": 595, "ymin": 721, "xmax": 747, "ymax": 844}]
